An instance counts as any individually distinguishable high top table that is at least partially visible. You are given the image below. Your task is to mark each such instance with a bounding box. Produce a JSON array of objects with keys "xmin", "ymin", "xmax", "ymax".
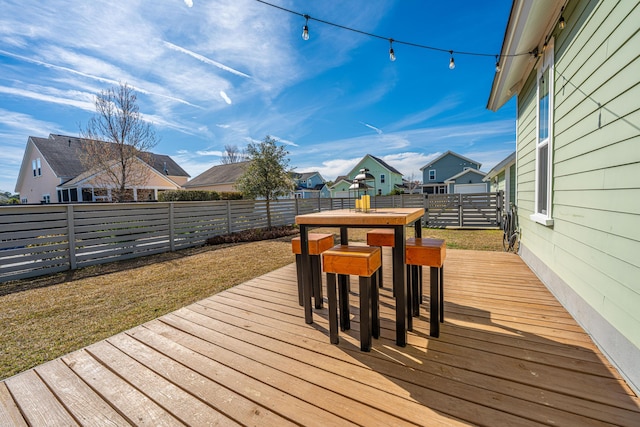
[{"xmin": 295, "ymin": 208, "xmax": 424, "ymax": 347}]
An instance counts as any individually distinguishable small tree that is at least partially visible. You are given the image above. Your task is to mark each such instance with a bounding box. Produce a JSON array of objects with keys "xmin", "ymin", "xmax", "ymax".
[
  {"xmin": 235, "ymin": 136, "xmax": 294, "ymax": 228},
  {"xmin": 220, "ymin": 144, "xmax": 247, "ymax": 164},
  {"xmin": 80, "ymin": 82, "xmax": 158, "ymax": 202}
]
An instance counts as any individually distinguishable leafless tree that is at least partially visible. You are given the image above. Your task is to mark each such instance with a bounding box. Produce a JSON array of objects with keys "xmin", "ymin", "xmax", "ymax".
[
  {"xmin": 80, "ymin": 82, "xmax": 158, "ymax": 202},
  {"xmin": 406, "ymin": 172, "xmax": 422, "ymax": 194},
  {"xmin": 220, "ymin": 144, "xmax": 247, "ymax": 164}
]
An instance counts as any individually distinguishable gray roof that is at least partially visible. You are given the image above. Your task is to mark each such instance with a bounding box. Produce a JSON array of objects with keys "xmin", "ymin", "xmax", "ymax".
[
  {"xmin": 31, "ymin": 134, "xmax": 189, "ymax": 182},
  {"xmin": 183, "ymin": 161, "xmax": 249, "ymax": 188},
  {"xmin": 369, "ymin": 155, "xmax": 402, "ymax": 175}
]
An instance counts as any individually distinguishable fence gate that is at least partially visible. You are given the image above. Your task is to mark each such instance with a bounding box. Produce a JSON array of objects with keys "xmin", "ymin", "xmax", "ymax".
[{"xmin": 426, "ymin": 192, "xmax": 502, "ymax": 228}]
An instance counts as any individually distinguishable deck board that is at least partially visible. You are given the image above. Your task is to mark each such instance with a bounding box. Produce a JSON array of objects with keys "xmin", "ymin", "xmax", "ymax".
[{"xmin": 1, "ymin": 249, "xmax": 639, "ymax": 426}]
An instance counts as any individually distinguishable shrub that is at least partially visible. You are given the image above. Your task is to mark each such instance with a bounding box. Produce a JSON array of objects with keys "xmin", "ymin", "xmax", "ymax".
[
  {"xmin": 158, "ymin": 190, "xmax": 243, "ymax": 202},
  {"xmin": 206, "ymin": 226, "xmax": 298, "ymax": 245}
]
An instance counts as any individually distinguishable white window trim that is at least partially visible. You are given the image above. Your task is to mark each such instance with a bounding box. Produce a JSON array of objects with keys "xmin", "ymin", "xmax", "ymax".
[
  {"xmin": 429, "ymin": 169, "xmax": 436, "ymax": 181},
  {"xmin": 531, "ymin": 38, "xmax": 555, "ymax": 227}
]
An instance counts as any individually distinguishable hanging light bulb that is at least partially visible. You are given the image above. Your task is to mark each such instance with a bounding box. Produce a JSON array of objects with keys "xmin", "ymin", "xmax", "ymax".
[
  {"xmin": 449, "ymin": 51, "xmax": 455, "ymax": 70},
  {"xmin": 302, "ymin": 15, "xmax": 310, "ymax": 40},
  {"xmin": 389, "ymin": 39, "xmax": 396, "ymax": 62},
  {"xmin": 495, "ymin": 55, "xmax": 501, "ymax": 72},
  {"xmin": 558, "ymin": 15, "xmax": 566, "ymax": 30}
]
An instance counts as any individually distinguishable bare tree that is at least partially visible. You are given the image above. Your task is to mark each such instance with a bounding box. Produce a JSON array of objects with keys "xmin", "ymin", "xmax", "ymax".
[
  {"xmin": 406, "ymin": 172, "xmax": 422, "ymax": 194},
  {"xmin": 80, "ymin": 82, "xmax": 158, "ymax": 202},
  {"xmin": 220, "ymin": 144, "xmax": 247, "ymax": 164}
]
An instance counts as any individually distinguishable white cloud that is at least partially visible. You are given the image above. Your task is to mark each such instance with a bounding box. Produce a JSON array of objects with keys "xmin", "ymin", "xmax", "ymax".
[
  {"xmin": 220, "ymin": 91, "xmax": 232, "ymax": 105},
  {"xmin": 184, "ymin": 0, "xmax": 193, "ymax": 7},
  {"xmin": 360, "ymin": 122, "xmax": 383, "ymax": 134}
]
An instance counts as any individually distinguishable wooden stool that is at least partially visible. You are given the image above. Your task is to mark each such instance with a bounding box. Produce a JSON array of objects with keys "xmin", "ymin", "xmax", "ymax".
[
  {"xmin": 366, "ymin": 229, "xmax": 395, "ymax": 289},
  {"xmin": 292, "ymin": 233, "xmax": 334, "ymax": 309},
  {"xmin": 322, "ymin": 245, "xmax": 381, "ymax": 351},
  {"xmin": 405, "ymin": 238, "xmax": 446, "ymax": 338}
]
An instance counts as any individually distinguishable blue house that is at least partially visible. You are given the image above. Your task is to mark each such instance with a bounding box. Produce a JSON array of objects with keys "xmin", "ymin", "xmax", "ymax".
[
  {"xmin": 292, "ymin": 171, "xmax": 329, "ymax": 198},
  {"xmin": 419, "ymin": 151, "xmax": 488, "ymax": 194}
]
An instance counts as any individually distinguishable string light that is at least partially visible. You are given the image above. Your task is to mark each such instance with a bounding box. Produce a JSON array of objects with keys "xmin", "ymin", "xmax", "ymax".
[
  {"xmin": 255, "ymin": 0, "xmax": 533, "ymax": 70},
  {"xmin": 389, "ymin": 39, "xmax": 396, "ymax": 62},
  {"xmin": 302, "ymin": 14, "xmax": 309, "ymax": 40},
  {"xmin": 495, "ymin": 55, "xmax": 501, "ymax": 72}
]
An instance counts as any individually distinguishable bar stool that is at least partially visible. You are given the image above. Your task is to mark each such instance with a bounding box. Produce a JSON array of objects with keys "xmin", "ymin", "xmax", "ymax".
[
  {"xmin": 322, "ymin": 245, "xmax": 381, "ymax": 351},
  {"xmin": 405, "ymin": 238, "xmax": 446, "ymax": 337},
  {"xmin": 292, "ymin": 233, "xmax": 334, "ymax": 309},
  {"xmin": 366, "ymin": 229, "xmax": 395, "ymax": 289}
]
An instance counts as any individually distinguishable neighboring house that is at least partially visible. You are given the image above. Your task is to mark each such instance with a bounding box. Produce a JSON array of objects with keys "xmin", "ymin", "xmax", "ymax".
[
  {"xmin": 329, "ymin": 154, "xmax": 404, "ymax": 197},
  {"xmin": 182, "ymin": 161, "xmax": 249, "ymax": 193},
  {"xmin": 419, "ymin": 150, "xmax": 488, "ymax": 194},
  {"xmin": 15, "ymin": 134, "xmax": 189, "ymax": 203},
  {"xmin": 483, "ymin": 151, "xmax": 516, "ymax": 210},
  {"xmin": 488, "ymin": 0, "xmax": 639, "ymax": 393},
  {"xmin": 291, "ymin": 171, "xmax": 329, "ymax": 198}
]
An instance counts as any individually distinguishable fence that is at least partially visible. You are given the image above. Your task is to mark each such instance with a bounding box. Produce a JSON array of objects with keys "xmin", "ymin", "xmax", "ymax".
[
  {"xmin": 0, "ymin": 193, "xmax": 499, "ymax": 283},
  {"xmin": 426, "ymin": 192, "xmax": 503, "ymax": 228}
]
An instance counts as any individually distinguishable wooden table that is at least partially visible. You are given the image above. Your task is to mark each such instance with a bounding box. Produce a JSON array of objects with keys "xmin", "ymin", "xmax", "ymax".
[{"xmin": 295, "ymin": 208, "xmax": 425, "ymax": 347}]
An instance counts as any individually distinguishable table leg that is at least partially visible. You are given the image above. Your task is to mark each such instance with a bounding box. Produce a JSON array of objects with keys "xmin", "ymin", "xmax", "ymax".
[
  {"xmin": 393, "ymin": 225, "xmax": 407, "ymax": 347},
  {"xmin": 300, "ymin": 225, "xmax": 313, "ymax": 324},
  {"xmin": 339, "ymin": 226, "xmax": 350, "ymax": 294}
]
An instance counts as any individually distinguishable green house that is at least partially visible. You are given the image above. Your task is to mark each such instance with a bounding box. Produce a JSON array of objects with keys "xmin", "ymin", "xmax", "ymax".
[
  {"xmin": 488, "ymin": 0, "xmax": 640, "ymax": 393},
  {"xmin": 329, "ymin": 154, "xmax": 404, "ymax": 197}
]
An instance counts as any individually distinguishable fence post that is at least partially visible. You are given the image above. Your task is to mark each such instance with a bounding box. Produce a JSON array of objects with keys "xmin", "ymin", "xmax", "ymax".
[
  {"xmin": 458, "ymin": 194, "xmax": 463, "ymax": 227},
  {"xmin": 169, "ymin": 202, "xmax": 175, "ymax": 252},
  {"xmin": 67, "ymin": 205, "xmax": 76, "ymax": 270},
  {"xmin": 226, "ymin": 200, "xmax": 232, "ymax": 233}
]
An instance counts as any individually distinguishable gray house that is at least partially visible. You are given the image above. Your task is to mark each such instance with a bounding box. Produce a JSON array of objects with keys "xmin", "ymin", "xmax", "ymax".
[
  {"xmin": 488, "ymin": 0, "xmax": 639, "ymax": 393},
  {"xmin": 419, "ymin": 151, "xmax": 488, "ymax": 194},
  {"xmin": 484, "ymin": 151, "xmax": 516, "ymax": 211},
  {"xmin": 292, "ymin": 172, "xmax": 329, "ymax": 198}
]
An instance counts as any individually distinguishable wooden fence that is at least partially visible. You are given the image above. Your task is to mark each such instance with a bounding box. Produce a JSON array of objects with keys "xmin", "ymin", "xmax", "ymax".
[
  {"xmin": 426, "ymin": 192, "xmax": 503, "ymax": 228},
  {"xmin": 0, "ymin": 193, "xmax": 499, "ymax": 283}
]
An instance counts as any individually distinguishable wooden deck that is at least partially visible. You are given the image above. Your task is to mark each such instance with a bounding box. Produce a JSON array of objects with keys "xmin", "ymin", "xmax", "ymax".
[{"xmin": 1, "ymin": 249, "xmax": 639, "ymax": 426}]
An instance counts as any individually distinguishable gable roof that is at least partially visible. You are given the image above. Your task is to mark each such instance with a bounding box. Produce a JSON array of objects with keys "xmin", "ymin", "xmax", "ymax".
[
  {"xmin": 444, "ymin": 168, "xmax": 487, "ymax": 182},
  {"xmin": 30, "ymin": 134, "xmax": 189, "ymax": 182},
  {"xmin": 183, "ymin": 161, "xmax": 249, "ymax": 188},
  {"xmin": 419, "ymin": 150, "xmax": 482, "ymax": 171},
  {"xmin": 487, "ymin": 0, "xmax": 565, "ymax": 111},
  {"xmin": 369, "ymin": 155, "xmax": 402, "ymax": 175},
  {"xmin": 484, "ymin": 151, "xmax": 516, "ymax": 181},
  {"xmin": 292, "ymin": 171, "xmax": 320, "ymax": 181}
]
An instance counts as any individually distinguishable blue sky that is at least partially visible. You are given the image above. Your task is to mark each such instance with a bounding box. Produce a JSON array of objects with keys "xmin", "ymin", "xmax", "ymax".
[{"xmin": 0, "ymin": 0, "xmax": 516, "ymax": 193}]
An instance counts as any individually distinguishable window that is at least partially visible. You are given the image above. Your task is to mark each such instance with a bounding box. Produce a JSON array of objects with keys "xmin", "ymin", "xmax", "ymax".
[
  {"xmin": 32, "ymin": 158, "xmax": 42, "ymax": 177},
  {"xmin": 380, "ymin": 174, "xmax": 385, "ymax": 183},
  {"xmin": 532, "ymin": 38, "xmax": 554, "ymax": 226},
  {"xmin": 42, "ymin": 194, "xmax": 50, "ymax": 204},
  {"xmin": 429, "ymin": 170, "xmax": 436, "ymax": 181}
]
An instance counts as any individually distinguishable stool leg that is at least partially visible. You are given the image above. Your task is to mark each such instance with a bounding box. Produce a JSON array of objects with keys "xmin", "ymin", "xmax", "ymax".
[
  {"xmin": 378, "ymin": 250, "xmax": 384, "ymax": 288},
  {"xmin": 359, "ymin": 276, "xmax": 372, "ymax": 352},
  {"xmin": 372, "ymin": 269, "xmax": 380, "ymax": 339},
  {"xmin": 412, "ymin": 265, "xmax": 420, "ymax": 318},
  {"xmin": 440, "ymin": 266, "xmax": 444, "ymax": 323},
  {"xmin": 406, "ymin": 265, "xmax": 413, "ymax": 332},
  {"xmin": 326, "ymin": 273, "xmax": 339, "ymax": 344},
  {"xmin": 430, "ymin": 266, "xmax": 440, "ymax": 338},
  {"xmin": 338, "ymin": 274, "xmax": 350, "ymax": 331},
  {"xmin": 296, "ymin": 254, "xmax": 303, "ymax": 306},
  {"xmin": 311, "ymin": 255, "xmax": 323, "ymax": 309}
]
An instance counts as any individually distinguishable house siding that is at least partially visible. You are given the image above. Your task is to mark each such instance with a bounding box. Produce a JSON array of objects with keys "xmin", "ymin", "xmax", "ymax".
[
  {"xmin": 421, "ymin": 155, "xmax": 481, "ymax": 184},
  {"xmin": 517, "ymin": 0, "xmax": 640, "ymax": 391}
]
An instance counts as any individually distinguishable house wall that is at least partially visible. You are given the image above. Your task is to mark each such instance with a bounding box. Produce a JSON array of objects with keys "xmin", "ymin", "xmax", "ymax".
[
  {"xmin": 516, "ymin": 0, "xmax": 640, "ymax": 391},
  {"xmin": 16, "ymin": 143, "xmax": 59, "ymax": 204},
  {"xmin": 422, "ymin": 155, "xmax": 481, "ymax": 184}
]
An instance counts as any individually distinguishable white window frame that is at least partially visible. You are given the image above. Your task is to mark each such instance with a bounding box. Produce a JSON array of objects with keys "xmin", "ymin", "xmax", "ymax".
[
  {"xmin": 531, "ymin": 38, "xmax": 555, "ymax": 226},
  {"xmin": 428, "ymin": 170, "xmax": 436, "ymax": 181},
  {"xmin": 380, "ymin": 174, "xmax": 385, "ymax": 184}
]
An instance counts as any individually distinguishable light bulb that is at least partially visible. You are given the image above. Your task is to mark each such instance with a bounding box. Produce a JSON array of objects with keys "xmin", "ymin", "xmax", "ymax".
[
  {"xmin": 388, "ymin": 39, "xmax": 396, "ymax": 62},
  {"xmin": 558, "ymin": 16, "xmax": 566, "ymax": 30},
  {"xmin": 495, "ymin": 56, "xmax": 501, "ymax": 72},
  {"xmin": 302, "ymin": 25, "xmax": 309, "ymax": 40},
  {"xmin": 449, "ymin": 56, "xmax": 455, "ymax": 70}
]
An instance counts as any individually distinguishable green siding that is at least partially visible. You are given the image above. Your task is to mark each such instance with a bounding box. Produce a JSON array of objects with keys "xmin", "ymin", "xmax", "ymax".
[{"xmin": 517, "ymin": 0, "xmax": 640, "ymax": 355}]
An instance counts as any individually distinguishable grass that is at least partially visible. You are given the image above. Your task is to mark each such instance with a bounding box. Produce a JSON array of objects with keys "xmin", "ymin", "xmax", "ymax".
[{"xmin": 0, "ymin": 228, "xmax": 502, "ymax": 380}]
